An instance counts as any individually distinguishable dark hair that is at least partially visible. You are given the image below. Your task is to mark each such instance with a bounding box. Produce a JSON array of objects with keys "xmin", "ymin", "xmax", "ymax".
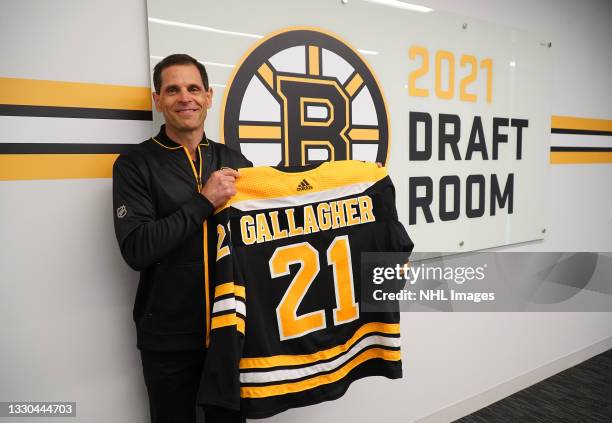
[{"xmin": 153, "ymin": 54, "xmax": 209, "ymax": 93}]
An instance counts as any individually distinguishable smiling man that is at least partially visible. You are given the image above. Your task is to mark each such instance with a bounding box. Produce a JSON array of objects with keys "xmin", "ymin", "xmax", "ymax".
[{"xmin": 112, "ymin": 54, "xmax": 251, "ymax": 423}]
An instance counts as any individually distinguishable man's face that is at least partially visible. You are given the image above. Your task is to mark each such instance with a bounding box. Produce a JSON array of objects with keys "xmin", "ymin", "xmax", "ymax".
[{"xmin": 153, "ymin": 64, "xmax": 212, "ymax": 134}]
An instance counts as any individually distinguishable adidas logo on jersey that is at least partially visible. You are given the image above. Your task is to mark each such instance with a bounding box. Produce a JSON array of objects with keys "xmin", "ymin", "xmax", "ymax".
[{"xmin": 297, "ymin": 179, "xmax": 313, "ymax": 191}]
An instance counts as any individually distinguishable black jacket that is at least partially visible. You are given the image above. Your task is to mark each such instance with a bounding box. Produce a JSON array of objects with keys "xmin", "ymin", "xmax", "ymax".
[{"xmin": 113, "ymin": 126, "xmax": 252, "ymax": 351}]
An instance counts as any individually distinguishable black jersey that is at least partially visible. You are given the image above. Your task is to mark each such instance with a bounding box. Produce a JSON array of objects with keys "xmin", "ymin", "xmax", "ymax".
[{"xmin": 198, "ymin": 160, "xmax": 413, "ymax": 418}]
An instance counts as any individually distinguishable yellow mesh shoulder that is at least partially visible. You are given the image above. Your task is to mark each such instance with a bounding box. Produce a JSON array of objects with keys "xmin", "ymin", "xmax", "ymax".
[{"xmin": 215, "ymin": 160, "xmax": 387, "ymax": 213}]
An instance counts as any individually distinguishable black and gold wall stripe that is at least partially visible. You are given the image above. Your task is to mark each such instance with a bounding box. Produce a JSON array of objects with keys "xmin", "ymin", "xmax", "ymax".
[
  {"xmin": 0, "ymin": 144, "xmax": 135, "ymax": 180},
  {"xmin": 0, "ymin": 77, "xmax": 152, "ymax": 120},
  {"xmin": 0, "ymin": 77, "xmax": 150, "ymax": 180},
  {"xmin": 0, "ymin": 75, "xmax": 610, "ymax": 181},
  {"xmin": 550, "ymin": 116, "xmax": 612, "ymax": 164},
  {"xmin": 551, "ymin": 116, "xmax": 612, "ymax": 136},
  {"xmin": 0, "ymin": 154, "xmax": 121, "ymax": 180}
]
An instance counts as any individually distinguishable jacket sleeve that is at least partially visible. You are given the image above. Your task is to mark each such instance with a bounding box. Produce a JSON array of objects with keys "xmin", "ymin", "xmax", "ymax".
[
  {"xmin": 112, "ymin": 154, "xmax": 214, "ymax": 271},
  {"xmin": 198, "ymin": 209, "xmax": 244, "ymax": 411}
]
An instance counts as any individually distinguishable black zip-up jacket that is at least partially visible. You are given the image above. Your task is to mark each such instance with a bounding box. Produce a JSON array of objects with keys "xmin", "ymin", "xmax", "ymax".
[{"xmin": 113, "ymin": 125, "xmax": 252, "ymax": 351}]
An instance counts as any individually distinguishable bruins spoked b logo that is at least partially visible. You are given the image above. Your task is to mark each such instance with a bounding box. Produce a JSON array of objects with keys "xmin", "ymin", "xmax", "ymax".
[{"xmin": 221, "ymin": 27, "xmax": 390, "ymax": 167}]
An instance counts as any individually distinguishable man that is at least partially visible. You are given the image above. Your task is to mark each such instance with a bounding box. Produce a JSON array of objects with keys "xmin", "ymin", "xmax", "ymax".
[{"xmin": 113, "ymin": 54, "xmax": 250, "ymax": 423}]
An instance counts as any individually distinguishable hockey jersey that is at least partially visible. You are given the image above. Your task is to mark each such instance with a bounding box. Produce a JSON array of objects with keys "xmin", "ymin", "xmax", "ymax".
[{"xmin": 197, "ymin": 160, "xmax": 413, "ymax": 419}]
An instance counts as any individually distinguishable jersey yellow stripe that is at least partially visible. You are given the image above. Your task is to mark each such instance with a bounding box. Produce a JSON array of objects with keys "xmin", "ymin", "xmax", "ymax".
[
  {"xmin": 551, "ymin": 115, "xmax": 612, "ymax": 132},
  {"xmin": 211, "ymin": 313, "xmax": 245, "ymax": 335},
  {"xmin": 239, "ymin": 335, "xmax": 400, "ymax": 384},
  {"xmin": 214, "ymin": 282, "xmax": 245, "ymax": 301},
  {"xmin": 550, "ymin": 151, "xmax": 612, "ymax": 164},
  {"xmin": 212, "ymin": 313, "xmax": 235, "ymax": 329},
  {"xmin": 234, "ymin": 285, "xmax": 246, "ymax": 300},
  {"xmin": 215, "ymin": 282, "xmax": 235, "ymax": 299},
  {"xmin": 0, "ymin": 77, "xmax": 151, "ymax": 110},
  {"xmin": 237, "ymin": 315, "xmax": 245, "ymax": 335},
  {"xmin": 239, "ymin": 322, "xmax": 399, "ymax": 369},
  {"xmin": 241, "ymin": 348, "xmax": 400, "ymax": 398},
  {"xmin": 0, "ymin": 154, "xmax": 118, "ymax": 180}
]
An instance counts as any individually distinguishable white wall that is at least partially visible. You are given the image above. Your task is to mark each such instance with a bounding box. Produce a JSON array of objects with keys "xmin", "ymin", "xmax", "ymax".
[
  {"xmin": 0, "ymin": 1, "xmax": 610, "ymax": 422},
  {"xmin": 0, "ymin": 1, "xmax": 152, "ymax": 423}
]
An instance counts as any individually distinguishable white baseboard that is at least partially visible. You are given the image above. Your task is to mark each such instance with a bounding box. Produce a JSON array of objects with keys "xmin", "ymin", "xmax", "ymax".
[{"xmin": 414, "ymin": 336, "xmax": 612, "ymax": 423}]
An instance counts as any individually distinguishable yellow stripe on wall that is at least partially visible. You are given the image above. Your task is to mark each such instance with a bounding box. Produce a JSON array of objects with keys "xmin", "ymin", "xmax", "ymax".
[
  {"xmin": 0, "ymin": 77, "xmax": 152, "ymax": 111},
  {"xmin": 238, "ymin": 125, "xmax": 282, "ymax": 139},
  {"xmin": 550, "ymin": 151, "xmax": 612, "ymax": 164},
  {"xmin": 348, "ymin": 128, "xmax": 379, "ymax": 141},
  {"xmin": 0, "ymin": 154, "xmax": 118, "ymax": 180},
  {"xmin": 2, "ymin": 114, "xmax": 608, "ymax": 181},
  {"xmin": 551, "ymin": 115, "xmax": 612, "ymax": 132}
]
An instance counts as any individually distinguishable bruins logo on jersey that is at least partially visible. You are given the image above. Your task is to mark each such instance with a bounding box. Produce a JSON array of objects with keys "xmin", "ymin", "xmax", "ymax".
[{"xmin": 221, "ymin": 27, "xmax": 390, "ymax": 167}]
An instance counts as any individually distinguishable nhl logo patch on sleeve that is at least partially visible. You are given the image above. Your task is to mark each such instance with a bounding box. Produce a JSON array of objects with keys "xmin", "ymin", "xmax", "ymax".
[{"xmin": 116, "ymin": 205, "xmax": 127, "ymax": 219}]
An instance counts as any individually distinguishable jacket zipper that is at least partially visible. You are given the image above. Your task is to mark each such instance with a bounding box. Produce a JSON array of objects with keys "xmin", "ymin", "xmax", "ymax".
[{"xmin": 182, "ymin": 145, "xmax": 203, "ymax": 192}]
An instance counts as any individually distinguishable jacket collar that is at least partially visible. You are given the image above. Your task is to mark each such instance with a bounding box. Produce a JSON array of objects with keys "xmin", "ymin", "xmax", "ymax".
[{"xmin": 152, "ymin": 124, "xmax": 210, "ymax": 150}]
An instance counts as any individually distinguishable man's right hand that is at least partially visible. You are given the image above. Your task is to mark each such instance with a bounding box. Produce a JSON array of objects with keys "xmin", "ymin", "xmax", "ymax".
[{"xmin": 201, "ymin": 168, "xmax": 239, "ymax": 208}]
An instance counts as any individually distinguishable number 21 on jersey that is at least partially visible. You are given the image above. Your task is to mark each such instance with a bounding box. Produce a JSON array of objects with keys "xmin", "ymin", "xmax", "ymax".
[{"xmin": 269, "ymin": 235, "xmax": 359, "ymax": 340}]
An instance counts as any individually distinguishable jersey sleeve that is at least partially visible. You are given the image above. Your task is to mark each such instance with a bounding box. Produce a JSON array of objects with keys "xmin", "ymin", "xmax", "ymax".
[{"xmin": 197, "ymin": 208, "xmax": 245, "ymax": 411}]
